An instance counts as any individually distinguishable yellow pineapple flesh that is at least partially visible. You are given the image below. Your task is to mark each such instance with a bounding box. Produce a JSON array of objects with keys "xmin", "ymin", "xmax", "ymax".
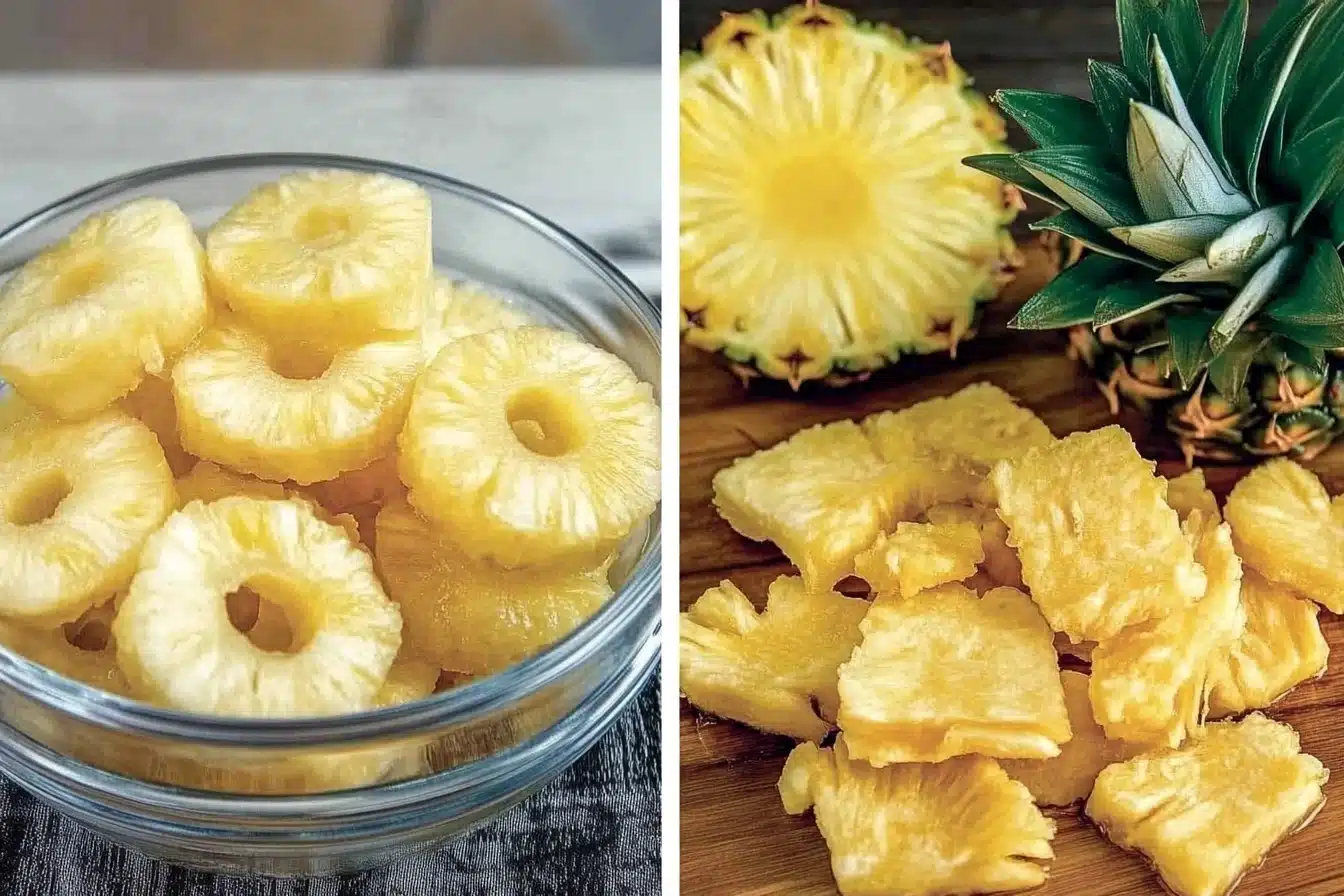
[
  {"xmin": 779, "ymin": 738, "xmax": 1055, "ymax": 896},
  {"xmin": 0, "ymin": 198, "xmax": 208, "ymax": 419},
  {"xmin": 0, "ymin": 411, "xmax": 175, "ymax": 624},
  {"xmin": 0, "ymin": 598, "xmax": 127, "ymax": 694},
  {"xmin": 1087, "ymin": 714, "xmax": 1329, "ymax": 896},
  {"xmin": 205, "ymin": 170, "xmax": 430, "ymax": 344},
  {"xmin": 421, "ymin": 277, "xmax": 533, "ymax": 364},
  {"xmin": 176, "ymin": 460, "xmax": 361, "ymax": 545},
  {"xmin": 1166, "ymin": 469, "xmax": 1220, "ymax": 522},
  {"xmin": 375, "ymin": 501, "xmax": 612, "ymax": 675},
  {"xmin": 924, "ymin": 502, "xmax": 1023, "ymax": 588},
  {"xmin": 1225, "ymin": 458, "xmax": 1344, "ymax": 613},
  {"xmin": 990, "ymin": 425, "xmax": 1206, "ymax": 641},
  {"xmin": 302, "ymin": 453, "xmax": 404, "ymax": 549},
  {"xmin": 680, "ymin": 575, "xmax": 869, "ymax": 741},
  {"xmin": 120, "ymin": 373, "xmax": 195, "ymax": 476},
  {"xmin": 837, "ymin": 584, "xmax": 1070, "ymax": 764},
  {"xmin": 399, "ymin": 326, "xmax": 659, "ymax": 569},
  {"xmin": 852, "ymin": 520, "xmax": 983, "ymax": 597}
]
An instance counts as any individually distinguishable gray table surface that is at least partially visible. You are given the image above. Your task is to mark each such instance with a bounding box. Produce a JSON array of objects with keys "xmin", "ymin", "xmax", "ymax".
[{"xmin": 0, "ymin": 70, "xmax": 662, "ymax": 895}]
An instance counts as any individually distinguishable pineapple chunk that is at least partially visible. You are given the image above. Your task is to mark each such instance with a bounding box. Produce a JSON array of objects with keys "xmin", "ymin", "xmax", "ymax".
[
  {"xmin": 1001, "ymin": 670, "xmax": 1140, "ymax": 806},
  {"xmin": 853, "ymin": 520, "xmax": 983, "ymax": 596},
  {"xmin": 925, "ymin": 502, "xmax": 1023, "ymax": 588},
  {"xmin": 1087, "ymin": 714, "xmax": 1328, "ymax": 896},
  {"xmin": 837, "ymin": 584, "xmax": 1071, "ymax": 764},
  {"xmin": 780, "ymin": 738, "xmax": 1055, "ymax": 896},
  {"xmin": 991, "ymin": 425, "xmax": 1206, "ymax": 641},
  {"xmin": 375, "ymin": 502, "xmax": 612, "ymax": 675},
  {"xmin": 422, "ymin": 277, "xmax": 532, "ymax": 364},
  {"xmin": 713, "ymin": 420, "xmax": 959, "ymax": 590},
  {"xmin": 1225, "ymin": 458, "xmax": 1344, "ymax": 612},
  {"xmin": 680, "ymin": 576, "xmax": 868, "ymax": 741},
  {"xmin": 1166, "ymin": 469, "xmax": 1219, "ymax": 522},
  {"xmin": 1207, "ymin": 568, "xmax": 1329, "ymax": 719},
  {"xmin": 1089, "ymin": 512, "xmax": 1246, "ymax": 748}
]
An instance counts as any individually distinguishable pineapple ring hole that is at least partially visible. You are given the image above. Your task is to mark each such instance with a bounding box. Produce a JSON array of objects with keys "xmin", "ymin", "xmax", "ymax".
[
  {"xmin": 224, "ymin": 581, "xmax": 303, "ymax": 653},
  {"xmin": 293, "ymin": 206, "xmax": 357, "ymax": 250},
  {"xmin": 56, "ymin": 258, "xmax": 111, "ymax": 304},
  {"xmin": 62, "ymin": 616, "xmax": 110, "ymax": 652},
  {"xmin": 268, "ymin": 345, "xmax": 335, "ymax": 381},
  {"xmin": 8, "ymin": 470, "xmax": 73, "ymax": 526},
  {"xmin": 505, "ymin": 386, "xmax": 588, "ymax": 457}
]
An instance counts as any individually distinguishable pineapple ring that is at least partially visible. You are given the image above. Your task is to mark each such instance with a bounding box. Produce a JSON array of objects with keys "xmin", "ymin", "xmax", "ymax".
[
  {"xmin": 421, "ymin": 276, "xmax": 533, "ymax": 365},
  {"xmin": 399, "ymin": 326, "xmax": 660, "ymax": 569},
  {"xmin": 0, "ymin": 198, "xmax": 209, "ymax": 419},
  {"xmin": 0, "ymin": 598, "xmax": 128, "ymax": 695},
  {"xmin": 113, "ymin": 496, "xmax": 402, "ymax": 717},
  {"xmin": 205, "ymin": 170, "xmax": 430, "ymax": 343},
  {"xmin": 172, "ymin": 317, "xmax": 422, "ymax": 485},
  {"xmin": 0, "ymin": 411, "xmax": 175, "ymax": 625}
]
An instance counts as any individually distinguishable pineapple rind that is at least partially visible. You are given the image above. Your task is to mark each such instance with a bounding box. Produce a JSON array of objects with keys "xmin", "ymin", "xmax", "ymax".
[
  {"xmin": 1087, "ymin": 714, "xmax": 1329, "ymax": 896},
  {"xmin": 991, "ymin": 425, "xmax": 1206, "ymax": 641},
  {"xmin": 680, "ymin": 576, "xmax": 868, "ymax": 741},
  {"xmin": 838, "ymin": 584, "xmax": 1071, "ymax": 764},
  {"xmin": 421, "ymin": 277, "xmax": 533, "ymax": 365},
  {"xmin": 853, "ymin": 520, "xmax": 983, "ymax": 597},
  {"xmin": 779, "ymin": 737, "xmax": 1055, "ymax": 896}
]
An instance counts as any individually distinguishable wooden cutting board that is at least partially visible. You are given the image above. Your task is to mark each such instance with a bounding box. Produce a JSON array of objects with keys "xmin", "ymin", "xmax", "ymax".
[{"xmin": 679, "ymin": 252, "xmax": 1344, "ymax": 896}]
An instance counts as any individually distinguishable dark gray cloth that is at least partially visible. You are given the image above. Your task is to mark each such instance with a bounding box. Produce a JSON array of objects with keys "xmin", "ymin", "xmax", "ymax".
[{"xmin": 0, "ymin": 675, "xmax": 660, "ymax": 896}]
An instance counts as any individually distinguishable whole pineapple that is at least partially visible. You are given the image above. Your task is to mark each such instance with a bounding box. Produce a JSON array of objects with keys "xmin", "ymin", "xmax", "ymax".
[{"xmin": 968, "ymin": 0, "xmax": 1344, "ymax": 462}]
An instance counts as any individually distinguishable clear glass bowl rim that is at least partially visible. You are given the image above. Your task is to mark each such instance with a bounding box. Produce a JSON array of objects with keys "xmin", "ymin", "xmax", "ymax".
[{"xmin": 0, "ymin": 152, "xmax": 662, "ymax": 748}]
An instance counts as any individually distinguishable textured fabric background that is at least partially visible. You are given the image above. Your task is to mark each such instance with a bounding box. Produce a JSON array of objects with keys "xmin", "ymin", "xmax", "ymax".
[{"xmin": 0, "ymin": 675, "xmax": 660, "ymax": 896}]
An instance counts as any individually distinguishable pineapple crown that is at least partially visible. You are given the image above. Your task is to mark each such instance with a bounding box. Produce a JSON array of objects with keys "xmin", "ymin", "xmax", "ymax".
[{"xmin": 965, "ymin": 0, "xmax": 1344, "ymax": 401}]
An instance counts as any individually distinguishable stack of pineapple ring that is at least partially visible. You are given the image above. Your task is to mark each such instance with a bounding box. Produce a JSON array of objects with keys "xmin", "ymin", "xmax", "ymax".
[
  {"xmin": 0, "ymin": 170, "xmax": 659, "ymax": 791},
  {"xmin": 682, "ymin": 382, "xmax": 1333, "ymax": 896}
]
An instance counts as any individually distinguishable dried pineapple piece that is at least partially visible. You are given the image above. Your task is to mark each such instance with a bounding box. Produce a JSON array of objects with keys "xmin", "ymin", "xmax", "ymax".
[
  {"xmin": 177, "ymin": 460, "xmax": 361, "ymax": 545},
  {"xmin": 680, "ymin": 576, "xmax": 868, "ymax": 741},
  {"xmin": 991, "ymin": 425, "xmax": 1206, "ymax": 641},
  {"xmin": 1207, "ymin": 569, "xmax": 1328, "ymax": 719},
  {"xmin": 925, "ymin": 502, "xmax": 1023, "ymax": 588},
  {"xmin": 853, "ymin": 520, "xmax": 982, "ymax": 597},
  {"xmin": 1225, "ymin": 459, "xmax": 1344, "ymax": 613},
  {"xmin": 1087, "ymin": 713, "xmax": 1328, "ymax": 896},
  {"xmin": 837, "ymin": 584, "xmax": 1070, "ymax": 764},
  {"xmin": 1166, "ymin": 469, "xmax": 1219, "ymax": 522},
  {"xmin": 779, "ymin": 737, "xmax": 1055, "ymax": 896},
  {"xmin": 121, "ymin": 374, "xmax": 195, "ymax": 477},
  {"xmin": 1001, "ymin": 670, "xmax": 1140, "ymax": 806},
  {"xmin": 1090, "ymin": 512, "xmax": 1245, "ymax": 748}
]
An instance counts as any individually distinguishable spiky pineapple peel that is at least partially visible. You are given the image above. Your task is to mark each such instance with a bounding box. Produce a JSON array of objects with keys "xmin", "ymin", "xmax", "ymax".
[{"xmin": 967, "ymin": 0, "xmax": 1344, "ymax": 450}]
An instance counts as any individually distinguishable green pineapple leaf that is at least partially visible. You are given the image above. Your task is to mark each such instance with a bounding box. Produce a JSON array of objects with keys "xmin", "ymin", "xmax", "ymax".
[
  {"xmin": 1207, "ymin": 330, "xmax": 1273, "ymax": 399},
  {"xmin": 1127, "ymin": 102, "xmax": 1254, "ymax": 219},
  {"xmin": 1031, "ymin": 210, "xmax": 1163, "ymax": 268},
  {"xmin": 993, "ymin": 90, "xmax": 1110, "ymax": 149},
  {"xmin": 1110, "ymin": 215, "xmax": 1238, "ymax": 264},
  {"xmin": 1205, "ymin": 205, "xmax": 1292, "ymax": 271},
  {"xmin": 1017, "ymin": 145, "xmax": 1144, "ymax": 228},
  {"xmin": 1159, "ymin": 255, "xmax": 1248, "ymax": 285},
  {"xmin": 1266, "ymin": 239, "xmax": 1344, "ymax": 325},
  {"xmin": 1281, "ymin": 118, "xmax": 1344, "ymax": 233},
  {"xmin": 1009, "ymin": 255, "xmax": 1128, "ymax": 330},
  {"xmin": 1267, "ymin": 318, "xmax": 1344, "ymax": 348},
  {"xmin": 1149, "ymin": 36, "xmax": 1247, "ymax": 204},
  {"xmin": 962, "ymin": 153, "xmax": 1062, "ymax": 205},
  {"xmin": 1276, "ymin": 337, "xmax": 1328, "ymax": 375},
  {"xmin": 1088, "ymin": 60, "xmax": 1144, "ymax": 158},
  {"xmin": 1332, "ymin": 192, "xmax": 1344, "ymax": 248},
  {"xmin": 1116, "ymin": 0, "xmax": 1207, "ymax": 91},
  {"xmin": 1166, "ymin": 309, "xmax": 1220, "ymax": 388},
  {"xmin": 1210, "ymin": 245, "xmax": 1301, "ymax": 354},
  {"xmin": 1282, "ymin": 0, "xmax": 1344, "ymax": 141},
  {"xmin": 1190, "ymin": 0, "xmax": 1248, "ymax": 173},
  {"xmin": 1093, "ymin": 284, "xmax": 1195, "ymax": 328}
]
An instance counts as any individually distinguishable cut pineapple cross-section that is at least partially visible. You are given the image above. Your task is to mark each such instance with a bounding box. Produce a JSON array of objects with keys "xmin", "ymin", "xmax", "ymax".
[
  {"xmin": 1207, "ymin": 568, "xmax": 1329, "ymax": 720},
  {"xmin": 779, "ymin": 737, "xmax": 1055, "ymax": 896},
  {"xmin": 1087, "ymin": 714, "xmax": 1329, "ymax": 896},
  {"xmin": 0, "ymin": 411, "xmax": 175, "ymax": 625},
  {"xmin": 925, "ymin": 502, "xmax": 1023, "ymax": 589},
  {"xmin": 173, "ymin": 316, "xmax": 422, "ymax": 485},
  {"xmin": 113, "ymin": 496, "xmax": 401, "ymax": 717},
  {"xmin": 1225, "ymin": 459, "xmax": 1344, "ymax": 613},
  {"xmin": 375, "ymin": 501, "xmax": 612, "ymax": 675},
  {"xmin": 991, "ymin": 425, "xmax": 1206, "ymax": 641},
  {"xmin": 853, "ymin": 520, "xmax": 983, "ymax": 597},
  {"xmin": 837, "ymin": 584, "xmax": 1070, "ymax": 764},
  {"xmin": 0, "ymin": 198, "xmax": 208, "ymax": 419},
  {"xmin": 0, "ymin": 598, "xmax": 127, "ymax": 695},
  {"xmin": 421, "ymin": 277, "xmax": 533, "ymax": 365},
  {"xmin": 680, "ymin": 575, "xmax": 869, "ymax": 742},
  {"xmin": 399, "ymin": 326, "xmax": 659, "ymax": 570},
  {"xmin": 1001, "ymin": 670, "xmax": 1140, "ymax": 807},
  {"xmin": 206, "ymin": 170, "xmax": 430, "ymax": 343}
]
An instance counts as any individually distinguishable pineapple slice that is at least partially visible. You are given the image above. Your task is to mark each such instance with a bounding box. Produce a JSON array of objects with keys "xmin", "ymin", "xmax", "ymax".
[
  {"xmin": 0, "ymin": 198, "xmax": 208, "ymax": 419},
  {"xmin": 176, "ymin": 460, "xmax": 361, "ymax": 545},
  {"xmin": 680, "ymin": 576, "xmax": 868, "ymax": 741},
  {"xmin": 779, "ymin": 738, "xmax": 1055, "ymax": 896},
  {"xmin": 1087, "ymin": 714, "xmax": 1329, "ymax": 896},
  {"xmin": 991, "ymin": 425, "xmax": 1206, "ymax": 641},
  {"xmin": 399, "ymin": 326, "xmax": 659, "ymax": 570},
  {"xmin": 925, "ymin": 502, "xmax": 1024, "ymax": 588},
  {"xmin": 0, "ymin": 598, "xmax": 127, "ymax": 694},
  {"xmin": 1166, "ymin": 469, "xmax": 1220, "ymax": 522},
  {"xmin": 120, "ymin": 374, "xmax": 195, "ymax": 476},
  {"xmin": 0, "ymin": 411, "xmax": 174, "ymax": 625},
  {"xmin": 1225, "ymin": 458, "xmax": 1344, "ymax": 612},
  {"xmin": 1207, "ymin": 568, "xmax": 1329, "ymax": 719},
  {"xmin": 173, "ymin": 316, "xmax": 422, "ymax": 485},
  {"xmin": 113, "ymin": 496, "xmax": 401, "ymax": 717},
  {"xmin": 422, "ymin": 277, "xmax": 532, "ymax": 364},
  {"xmin": 1089, "ymin": 512, "xmax": 1246, "ymax": 748},
  {"xmin": 205, "ymin": 170, "xmax": 430, "ymax": 343},
  {"xmin": 837, "ymin": 584, "xmax": 1071, "ymax": 764},
  {"xmin": 853, "ymin": 520, "xmax": 983, "ymax": 597},
  {"xmin": 1001, "ymin": 670, "xmax": 1140, "ymax": 806},
  {"xmin": 375, "ymin": 502, "xmax": 612, "ymax": 674}
]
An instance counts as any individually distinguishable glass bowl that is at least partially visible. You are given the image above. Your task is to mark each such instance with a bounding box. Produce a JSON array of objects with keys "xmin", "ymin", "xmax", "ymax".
[{"xmin": 0, "ymin": 154, "xmax": 661, "ymax": 875}]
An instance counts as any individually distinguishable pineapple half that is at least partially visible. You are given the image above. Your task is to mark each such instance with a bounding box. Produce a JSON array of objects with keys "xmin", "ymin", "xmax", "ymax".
[
  {"xmin": 969, "ymin": 0, "xmax": 1344, "ymax": 461},
  {"xmin": 680, "ymin": 2, "xmax": 1022, "ymax": 387}
]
